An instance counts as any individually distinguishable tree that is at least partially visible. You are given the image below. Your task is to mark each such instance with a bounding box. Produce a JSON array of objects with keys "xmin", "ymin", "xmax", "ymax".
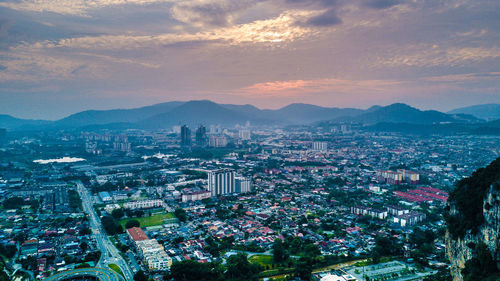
[
  {"xmin": 134, "ymin": 270, "xmax": 148, "ymax": 281},
  {"xmin": 79, "ymin": 227, "xmax": 91, "ymax": 236},
  {"xmin": 225, "ymin": 253, "xmax": 261, "ymax": 281},
  {"xmin": 174, "ymin": 208, "xmax": 187, "ymax": 222},
  {"xmin": 125, "ymin": 219, "xmax": 140, "ymax": 229},
  {"xmin": 0, "ymin": 244, "xmax": 16, "ymax": 259},
  {"xmin": 3, "ymin": 196, "xmax": 25, "ymax": 209},
  {"xmin": 101, "ymin": 216, "xmax": 123, "ymax": 235},
  {"xmin": 273, "ymin": 238, "xmax": 288, "ymax": 263},
  {"xmin": 80, "ymin": 241, "xmax": 88, "ymax": 252},
  {"xmin": 462, "ymin": 242, "xmax": 498, "ymax": 281},
  {"xmin": 303, "ymin": 243, "xmax": 321, "ymax": 258},
  {"xmin": 112, "ymin": 208, "xmax": 125, "ymax": 219},
  {"xmin": 30, "ymin": 199, "xmax": 40, "ymax": 212},
  {"xmin": 170, "ymin": 260, "xmax": 224, "ymax": 281},
  {"xmin": 295, "ymin": 257, "xmax": 313, "ymax": 281}
]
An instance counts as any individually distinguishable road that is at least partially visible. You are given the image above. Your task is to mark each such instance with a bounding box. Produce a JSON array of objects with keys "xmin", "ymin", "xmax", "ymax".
[
  {"xmin": 43, "ymin": 267, "xmax": 123, "ymax": 281},
  {"xmin": 76, "ymin": 181, "xmax": 134, "ymax": 281}
]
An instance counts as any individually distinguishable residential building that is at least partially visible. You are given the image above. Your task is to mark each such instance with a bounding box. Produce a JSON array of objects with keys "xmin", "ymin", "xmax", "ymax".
[
  {"xmin": 235, "ymin": 177, "xmax": 252, "ymax": 193},
  {"xmin": 208, "ymin": 169, "xmax": 235, "ymax": 196},
  {"xmin": 123, "ymin": 199, "xmax": 164, "ymax": 209},
  {"xmin": 312, "ymin": 141, "xmax": 328, "ymax": 151}
]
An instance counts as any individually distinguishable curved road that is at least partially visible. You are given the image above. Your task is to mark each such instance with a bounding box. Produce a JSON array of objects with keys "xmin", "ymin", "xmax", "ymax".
[
  {"xmin": 42, "ymin": 267, "xmax": 124, "ymax": 281},
  {"xmin": 76, "ymin": 181, "xmax": 134, "ymax": 281}
]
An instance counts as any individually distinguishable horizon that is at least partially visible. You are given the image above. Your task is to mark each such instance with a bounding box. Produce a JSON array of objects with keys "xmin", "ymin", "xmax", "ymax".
[
  {"xmin": 1, "ymin": 99, "xmax": 497, "ymax": 121},
  {"xmin": 1, "ymin": 0, "xmax": 500, "ymax": 119}
]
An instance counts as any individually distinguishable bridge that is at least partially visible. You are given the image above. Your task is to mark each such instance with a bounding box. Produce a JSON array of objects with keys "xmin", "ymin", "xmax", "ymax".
[{"xmin": 42, "ymin": 267, "xmax": 125, "ymax": 281}]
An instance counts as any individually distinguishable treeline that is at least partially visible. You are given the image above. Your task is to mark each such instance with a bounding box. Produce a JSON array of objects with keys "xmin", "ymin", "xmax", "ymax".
[
  {"xmin": 169, "ymin": 253, "xmax": 261, "ymax": 281},
  {"xmin": 68, "ymin": 189, "xmax": 82, "ymax": 210}
]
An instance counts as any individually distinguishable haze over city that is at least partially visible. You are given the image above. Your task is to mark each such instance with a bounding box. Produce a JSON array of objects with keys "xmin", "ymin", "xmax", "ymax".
[
  {"xmin": 1, "ymin": 1, "xmax": 500, "ymax": 281},
  {"xmin": 1, "ymin": 0, "xmax": 500, "ymax": 119}
]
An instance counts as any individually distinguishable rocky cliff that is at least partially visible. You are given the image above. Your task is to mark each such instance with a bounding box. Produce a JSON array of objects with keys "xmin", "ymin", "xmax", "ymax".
[{"xmin": 445, "ymin": 158, "xmax": 500, "ymax": 281}]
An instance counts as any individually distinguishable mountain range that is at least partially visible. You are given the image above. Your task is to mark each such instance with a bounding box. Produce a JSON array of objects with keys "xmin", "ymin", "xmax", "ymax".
[
  {"xmin": 448, "ymin": 104, "xmax": 500, "ymax": 121},
  {"xmin": 1, "ymin": 100, "xmax": 498, "ymax": 134}
]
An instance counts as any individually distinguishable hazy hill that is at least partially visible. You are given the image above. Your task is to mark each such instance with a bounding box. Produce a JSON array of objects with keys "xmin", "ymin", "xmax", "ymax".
[
  {"xmin": 1, "ymin": 100, "xmax": 490, "ymax": 131},
  {"xmin": 333, "ymin": 103, "xmax": 480, "ymax": 125},
  {"xmin": 140, "ymin": 100, "xmax": 268, "ymax": 128},
  {"xmin": 53, "ymin": 101, "xmax": 185, "ymax": 127},
  {"xmin": 263, "ymin": 103, "xmax": 363, "ymax": 124},
  {"xmin": 0, "ymin": 114, "xmax": 51, "ymax": 130},
  {"xmin": 448, "ymin": 104, "xmax": 500, "ymax": 121}
]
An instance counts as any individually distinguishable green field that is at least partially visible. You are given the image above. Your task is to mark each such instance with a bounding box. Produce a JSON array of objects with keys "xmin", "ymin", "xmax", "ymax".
[
  {"xmin": 119, "ymin": 212, "xmax": 175, "ymax": 228},
  {"xmin": 249, "ymin": 254, "xmax": 275, "ymax": 266},
  {"xmin": 108, "ymin": 263, "xmax": 124, "ymax": 276}
]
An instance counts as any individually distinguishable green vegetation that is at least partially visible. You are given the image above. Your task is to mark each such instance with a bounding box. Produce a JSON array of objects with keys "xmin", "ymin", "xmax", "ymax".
[
  {"xmin": 181, "ymin": 169, "xmax": 208, "ymax": 179},
  {"xmin": 170, "ymin": 260, "xmax": 225, "ymax": 281},
  {"xmin": 102, "ymin": 215, "xmax": 123, "ymax": 235},
  {"xmin": 233, "ymin": 242, "xmax": 265, "ymax": 253},
  {"xmin": 2, "ymin": 196, "xmax": 25, "ymax": 209},
  {"xmin": 119, "ymin": 212, "xmax": 175, "ymax": 229},
  {"xmin": 370, "ymin": 236, "xmax": 403, "ymax": 264},
  {"xmin": 111, "ymin": 208, "xmax": 124, "ymax": 219},
  {"xmin": 249, "ymin": 255, "xmax": 274, "ymax": 267},
  {"xmin": 446, "ymin": 157, "xmax": 500, "ymax": 238},
  {"xmin": 134, "ymin": 270, "xmax": 148, "ymax": 281},
  {"xmin": 0, "ymin": 244, "xmax": 16, "ymax": 259},
  {"xmin": 174, "ymin": 208, "xmax": 187, "ymax": 222},
  {"xmin": 204, "ymin": 236, "xmax": 234, "ymax": 257},
  {"xmin": 462, "ymin": 242, "xmax": 499, "ymax": 281},
  {"xmin": 125, "ymin": 219, "xmax": 140, "ymax": 229},
  {"xmin": 273, "ymin": 239, "xmax": 288, "ymax": 263},
  {"xmin": 170, "ymin": 253, "xmax": 261, "ymax": 281},
  {"xmin": 68, "ymin": 189, "xmax": 82, "ymax": 210},
  {"xmin": 423, "ymin": 269, "xmax": 452, "ymax": 281},
  {"xmin": 109, "ymin": 263, "xmax": 124, "ymax": 277}
]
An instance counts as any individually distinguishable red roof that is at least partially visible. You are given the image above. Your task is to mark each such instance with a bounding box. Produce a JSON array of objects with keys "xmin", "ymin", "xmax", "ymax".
[{"xmin": 127, "ymin": 227, "xmax": 148, "ymax": 242}]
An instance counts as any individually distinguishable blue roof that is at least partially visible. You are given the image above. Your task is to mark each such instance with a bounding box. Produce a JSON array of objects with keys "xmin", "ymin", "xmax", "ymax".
[{"xmin": 99, "ymin": 191, "xmax": 111, "ymax": 198}]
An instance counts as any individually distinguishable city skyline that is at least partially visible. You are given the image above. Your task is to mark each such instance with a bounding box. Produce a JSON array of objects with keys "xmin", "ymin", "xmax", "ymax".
[{"xmin": 1, "ymin": 0, "xmax": 500, "ymax": 119}]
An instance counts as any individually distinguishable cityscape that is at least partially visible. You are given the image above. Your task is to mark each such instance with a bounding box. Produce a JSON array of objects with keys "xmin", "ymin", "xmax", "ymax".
[
  {"xmin": 1, "ymin": 0, "xmax": 500, "ymax": 280},
  {"xmin": 0, "ymin": 101, "xmax": 499, "ymax": 281}
]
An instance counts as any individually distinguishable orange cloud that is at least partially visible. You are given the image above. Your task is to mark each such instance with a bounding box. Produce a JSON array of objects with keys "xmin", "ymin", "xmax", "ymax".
[{"xmin": 235, "ymin": 77, "xmax": 404, "ymax": 97}]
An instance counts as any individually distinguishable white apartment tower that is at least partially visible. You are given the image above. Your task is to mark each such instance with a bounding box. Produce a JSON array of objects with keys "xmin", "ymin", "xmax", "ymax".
[{"xmin": 208, "ymin": 169, "xmax": 235, "ymax": 196}]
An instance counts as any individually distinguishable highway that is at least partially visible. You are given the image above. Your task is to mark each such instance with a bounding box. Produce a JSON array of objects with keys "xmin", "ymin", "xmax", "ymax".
[
  {"xmin": 42, "ymin": 267, "xmax": 123, "ymax": 281},
  {"xmin": 76, "ymin": 181, "xmax": 134, "ymax": 281}
]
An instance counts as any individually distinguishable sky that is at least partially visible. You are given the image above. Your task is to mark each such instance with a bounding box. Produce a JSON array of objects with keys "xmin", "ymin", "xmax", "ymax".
[{"xmin": 0, "ymin": 0, "xmax": 500, "ymax": 120}]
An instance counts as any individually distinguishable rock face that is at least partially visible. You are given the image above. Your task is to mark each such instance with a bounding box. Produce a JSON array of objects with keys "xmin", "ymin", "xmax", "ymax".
[{"xmin": 446, "ymin": 184, "xmax": 500, "ymax": 281}]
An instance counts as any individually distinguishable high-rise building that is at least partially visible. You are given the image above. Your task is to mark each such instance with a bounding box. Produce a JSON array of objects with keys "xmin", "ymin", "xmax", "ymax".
[
  {"xmin": 113, "ymin": 134, "xmax": 131, "ymax": 152},
  {"xmin": 235, "ymin": 177, "xmax": 252, "ymax": 193},
  {"xmin": 208, "ymin": 135, "xmax": 227, "ymax": 147},
  {"xmin": 208, "ymin": 169, "xmax": 235, "ymax": 196},
  {"xmin": 195, "ymin": 125, "xmax": 207, "ymax": 147},
  {"xmin": 180, "ymin": 125, "xmax": 191, "ymax": 146},
  {"xmin": 238, "ymin": 129, "xmax": 251, "ymax": 140},
  {"xmin": 312, "ymin": 141, "xmax": 328, "ymax": 151}
]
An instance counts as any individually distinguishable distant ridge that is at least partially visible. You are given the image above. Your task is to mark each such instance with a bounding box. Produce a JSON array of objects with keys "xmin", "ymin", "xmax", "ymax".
[
  {"xmin": 329, "ymin": 103, "xmax": 481, "ymax": 125},
  {"xmin": 0, "ymin": 114, "xmax": 51, "ymax": 130},
  {"xmin": 0, "ymin": 100, "xmax": 493, "ymax": 132},
  {"xmin": 448, "ymin": 104, "xmax": 500, "ymax": 121}
]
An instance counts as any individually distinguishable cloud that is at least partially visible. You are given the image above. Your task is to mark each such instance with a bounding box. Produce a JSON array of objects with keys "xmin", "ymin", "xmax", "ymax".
[
  {"xmin": 380, "ymin": 45, "xmax": 500, "ymax": 67},
  {"xmin": 12, "ymin": 10, "xmax": 315, "ymax": 51},
  {"xmin": 421, "ymin": 72, "xmax": 500, "ymax": 83},
  {"xmin": 304, "ymin": 8, "xmax": 342, "ymax": 26},
  {"xmin": 234, "ymin": 77, "xmax": 403, "ymax": 97},
  {"xmin": 362, "ymin": 0, "xmax": 401, "ymax": 9},
  {"xmin": 0, "ymin": 0, "xmax": 175, "ymax": 17},
  {"xmin": 170, "ymin": 0, "xmax": 262, "ymax": 27}
]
